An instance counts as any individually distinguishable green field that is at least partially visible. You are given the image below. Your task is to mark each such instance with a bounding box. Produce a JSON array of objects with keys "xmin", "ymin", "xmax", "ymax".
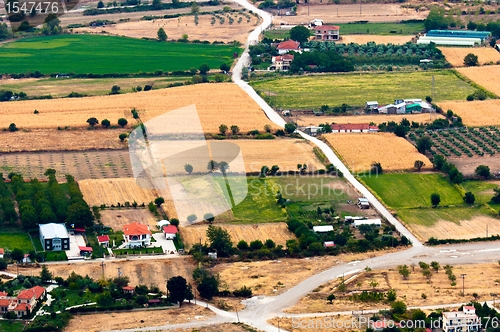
[
  {"xmin": 0, "ymin": 230, "xmax": 34, "ymax": 252},
  {"xmin": 0, "ymin": 35, "xmax": 240, "ymax": 75},
  {"xmin": 250, "ymin": 70, "xmax": 475, "ymax": 109},
  {"xmin": 263, "ymin": 22, "xmax": 424, "ymax": 39},
  {"xmin": 397, "ymin": 205, "xmax": 493, "ymax": 226},
  {"xmin": 0, "ymin": 321, "xmax": 24, "ymax": 332},
  {"xmin": 362, "ymin": 173, "xmax": 464, "ymax": 209}
]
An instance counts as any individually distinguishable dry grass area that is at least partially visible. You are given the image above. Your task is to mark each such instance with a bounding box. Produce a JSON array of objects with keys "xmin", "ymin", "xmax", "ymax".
[
  {"xmin": 74, "ymin": 13, "xmax": 258, "ymax": 44},
  {"xmin": 439, "ymin": 47, "xmax": 500, "ymax": 67},
  {"xmin": 324, "ymin": 133, "xmax": 431, "ymax": 172},
  {"xmin": 10, "ymin": 257, "xmax": 195, "ymax": 287},
  {"xmin": 180, "ymin": 222, "xmax": 295, "ymax": 250},
  {"xmin": 101, "ymin": 209, "xmax": 159, "ymax": 232},
  {"xmin": 0, "ymin": 84, "xmax": 278, "ymax": 133},
  {"xmin": 450, "ymin": 155, "xmax": 500, "ymax": 176},
  {"xmin": 0, "ymin": 128, "xmax": 126, "ymax": 153},
  {"xmin": 169, "ymin": 323, "xmax": 258, "ymax": 332},
  {"xmin": 65, "ymin": 305, "xmax": 214, "ymax": 332},
  {"xmin": 285, "ymin": 262, "xmax": 500, "ymax": 314},
  {"xmin": 408, "ymin": 215, "xmax": 500, "ymax": 242},
  {"xmin": 341, "ymin": 35, "xmax": 413, "ymax": 44},
  {"xmin": 79, "ymin": 178, "xmax": 157, "ymax": 207},
  {"xmin": 212, "ymin": 249, "xmax": 399, "ymax": 296},
  {"xmin": 297, "ymin": 113, "xmax": 444, "ymax": 127},
  {"xmin": 456, "ymin": 65, "xmax": 500, "ymax": 96},
  {"xmin": 273, "ymin": 4, "xmax": 426, "ymax": 24},
  {"xmin": 438, "ymin": 99, "xmax": 500, "ymax": 127}
]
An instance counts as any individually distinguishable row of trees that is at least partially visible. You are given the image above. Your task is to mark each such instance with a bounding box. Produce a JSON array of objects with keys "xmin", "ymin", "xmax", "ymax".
[{"xmin": 86, "ymin": 117, "xmax": 128, "ymax": 128}]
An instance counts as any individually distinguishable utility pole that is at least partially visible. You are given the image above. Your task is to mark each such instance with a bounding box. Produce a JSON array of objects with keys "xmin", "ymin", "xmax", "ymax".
[
  {"xmin": 100, "ymin": 260, "xmax": 105, "ymax": 278},
  {"xmin": 460, "ymin": 274, "xmax": 466, "ymax": 296}
]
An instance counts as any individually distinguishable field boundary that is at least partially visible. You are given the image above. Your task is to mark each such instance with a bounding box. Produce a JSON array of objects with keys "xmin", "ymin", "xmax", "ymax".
[{"xmin": 451, "ymin": 69, "xmax": 498, "ymax": 99}]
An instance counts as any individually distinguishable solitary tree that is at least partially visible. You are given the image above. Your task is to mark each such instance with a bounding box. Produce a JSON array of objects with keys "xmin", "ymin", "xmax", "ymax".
[
  {"xmin": 199, "ymin": 63, "xmax": 210, "ymax": 75},
  {"xmin": 119, "ymin": 133, "xmax": 127, "ymax": 142},
  {"xmin": 371, "ymin": 162, "xmax": 383, "ymax": 174},
  {"xmin": 40, "ymin": 265, "xmax": 53, "ymax": 283},
  {"xmin": 219, "ymin": 124, "xmax": 228, "ymax": 135},
  {"xmin": 430, "ymin": 193, "xmax": 441, "ymax": 207},
  {"xmin": 154, "ymin": 197, "xmax": 165, "ymax": 207},
  {"xmin": 463, "ymin": 191, "xmax": 476, "ymax": 205},
  {"xmin": 207, "ymin": 160, "xmax": 219, "ymax": 172},
  {"xmin": 118, "ymin": 118, "xmax": 128, "ymax": 128},
  {"xmin": 190, "ymin": 1, "xmax": 200, "ymax": 13},
  {"xmin": 157, "ymin": 28, "xmax": 167, "ymax": 41},
  {"xmin": 284, "ymin": 123, "xmax": 296, "ymax": 134},
  {"xmin": 203, "ymin": 213, "xmax": 215, "ymax": 224},
  {"xmin": 110, "ymin": 85, "xmax": 121, "ymax": 94},
  {"xmin": 398, "ymin": 265, "xmax": 411, "ymax": 280},
  {"xmin": 475, "ymin": 164, "xmax": 491, "ymax": 179},
  {"xmin": 464, "ymin": 53, "xmax": 479, "ymax": 66},
  {"xmin": 101, "ymin": 119, "xmax": 111, "ymax": 128},
  {"xmin": 11, "ymin": 248, "xmax": 24, "ymax": 263},
  {"xmin": 184, "ymin": 164, "xmax": 193, "ymax": 174},
  {"xmin": 417, "ymin": 136, "xmax": 432, "ymax": 154},
  {"xmin": 220, "ymin": 63, "xmax": 230, "ymax": 72},
  {"xmin": 207, "ymin": 225, "xmax": 233, "ymax": 257},
  {"xmin": 167, "ymin": 276, "xmax": 189, "ymax": 307},
  {"xmin": 414, "ymin": 160, "xmax": 425, "ymax": 172},
  {"xmin": 86, "ymin": 117, "xmax": 99, "ymax": 127},
  {"xmin": 97, "ymin": 0, "xmax": 105, "ymax": 8},
  {"xmin": 289, "ymin": 25, "xmax": 310, "ymax": 44},
  {"xmin": 8, "ymin": 123, "xmax": 18, "ymax": 132},
  {"xmin": 327, "ymin": 294, "xmax": 336, "ymax": 304}
]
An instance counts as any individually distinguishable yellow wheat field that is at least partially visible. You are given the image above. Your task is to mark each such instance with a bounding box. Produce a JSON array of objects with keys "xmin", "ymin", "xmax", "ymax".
[
  {"xmin": 79, "ymin": 178, "xmax": 157, "ymax": 206},
  {"xmin": 324, "ymin": 132, "xmax": 431, "ymax": 172},
  {"xmin": 0, "ymin": 83, "xmax": 278, "ymax": 133},
  {"xmin": 180, "ymin": 222, "xmax": 295, "ymax": 249},
  {"xmin": 456, "ymin": 65, "xmax": 500, "ymax": 96},
  {"xmin": 439, "ymin": 47, "xmax": 500, "ymax": 67},
  {"xmin": 438, "ymin": 99, "xmax": 500, "ymax": 127},
  {"xmin": 297, "ymin": 113, "xmax": 444, "ymax": 127}
]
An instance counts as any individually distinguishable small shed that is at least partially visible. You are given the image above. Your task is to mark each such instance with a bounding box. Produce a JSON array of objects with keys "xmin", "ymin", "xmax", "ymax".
[
  {"xmin": 157, "ymin": 220, "xmax": 170, "ymax": 228},
  {"xmin": 97, "ymin": 235, "xmax": 110, "ymax": 247},
  {"xmin": 122, "ymin": 286, "xmax": 135, "ymax": 294},
  {"xmin": 323, "ymin": 241, "xmax": 335, "ymax": 248},
  {"xmin": 344, "ymin": 216, "xmax": 366, "ymax": 223},
  {"xmin": 208, "ymin": 252, "xmax": 217, "ymax": 259},
  {"xmin": 162, "ymin": 225, "xmax": 178, "ymax": 240},
  {"xmin": 357, "ymin": 198, "xmax": 370, "ymax": 209},
  {"xmin": 304, "ymin": 126, "xmax": 323, "ymax": 136},
  {"xmin": 310, "ymin": 18, "xmax": 324, "ymax": 26},
  {"xmin": 353, "ymin": 219, "xmax": 382, "ymax": 228},
  {"xmin": 79, "ymin": 246, "xmax": 93, "ymax": 256},
  {"xmin": 365, "ymin": 101, "xmax": 378, "ymax": 110},
  {"xmin": 313, "ymin": 225, "xmax": 334, "ymax": 233}
]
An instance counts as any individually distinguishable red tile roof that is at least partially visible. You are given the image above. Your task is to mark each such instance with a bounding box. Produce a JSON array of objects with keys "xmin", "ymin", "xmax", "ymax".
[
  {"xmin": 464, "ymin": 305, "xmax": 475, "ymax": 310},
  {"xmin": 0, "ymin": 299, "xmax": 12, "ymax": 307},
  {"xmin": 331, "ymin": 123, "xmax": 379, "ymax": 131},
  {"xmin": 162, "ymin": 225, "xmax": 178, "ymax": 234},
  {"xmin": 123, "ymin": 222, "xmax": 151, "ymax": 236},
  {"xmin": 17, "ymin": 286, "xmax": 45, "ymax": 300},
  {"xmin": 122, "ymin": 286, "xmax": 135, "ymax": 291},
  {"xmin": 274, "ymin": 54, "xmax": 295, "ymax": 62},
  {"xmin": 314, "ymin": 25, "xmax": 340, "ymax": 31},
  {"xmin": 79, "ymin": 246, "xmax": 93, "ymax": 252},
  {"xmin": 97, "ymin": 235, "xmax": 110, "ymax": 243},
  {"xmin": 277, "ymin": 40, "xmax": 300, "ymax": 50},
  {"xmin": 0, "ymin": 248, "xmax": 4, "ymax": 254},
  {"xmin": 13, "ymin": 303, "xmax": 30, "ymax": 312}
]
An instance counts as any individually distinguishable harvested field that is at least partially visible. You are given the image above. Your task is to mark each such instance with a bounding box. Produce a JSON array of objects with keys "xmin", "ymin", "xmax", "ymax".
[
  {"xmin": 79, "ymin": 178, "xmax": 157, "ymax": 207},
  {"xmin": 0, "ymin": 83, "xmax": 278, "ymax": 133},
  {"xmin": 0, "ymin": 128, "xmax": 126, "ymax": 153},
  {"xmin": 456, "ymin": 65, "xmax": 500, "ymax": 96},
  {"xmin": 9, "ymin": 257, "xmax": 195, "ymax": 288},
  {"xmin": 341, "ymin": 34, "xmax": 413, "ymax": 44},
  {"xmin": 180, "ymin": 222, "xmax": 295, "ymax": 250},
  {"xmin": 75, "ymin": 13, "xmax": 258, "ymax": 44},
  {"xmin": 100, "ymin": 209, "xmax": 159, "ymax": 232},
  {"xmin": 65, "ymin": 305, "xmax": 214, "ymax": 332},
  {"xmin": 324, "ymin": 133, "xmax": 431, "ymax": 172},
  {"xmin": 438, "ymin": 99, "xmax": 500, "ymax": 127},
  {"xmin": 439, "ymin": 47, "xmax": 500, "ymax": 67},
  {"xmin": 285, "ymin": 262, "xmax": 500, "ymax": 314},
  {"xmin": 297, "ymin": 113, "xmax": 444, "ymax": 127},
  {"xmin": 212, "ymin": 249, "xmax": 399, "ymax": 296},
  {"xmin": 449, "ymin": 154, "xmax": 500, "ymax": 176},
  {"xmin": 272, "ymin": 4, "xmax": 426, "ymax": 24}
]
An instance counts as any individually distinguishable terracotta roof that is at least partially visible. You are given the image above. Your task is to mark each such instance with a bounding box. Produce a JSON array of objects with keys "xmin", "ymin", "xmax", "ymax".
[
  {"xmin": 463, "ymin": 305, "xmax": 475, "ymax": 310},
  {"xmin": 122, "ymin": 286, "xmax": 135, "ymax": 291},
  {"xmin": 274, "ymin": 54, "xmax": 295, "ymax": 62},
  {"xmin": 123, "ymin": 222, "xmax": 151, "ymax": 236},
  {"xmin": 331, "ymin": 123, "xmax": 379, "ymax": 131},
  {"xmin": 0, "ymin": 298, "xmax": 12, "ymax": 307},
  {"xmin": 277, "ymin": 40, "xmax": 300, "ymax": 50},
  {"xmin": 314, "ymin": 25, "xmax": 340, "ymax": 31},
  {"xmin": 17, "ymin": 286, "xmax": 45, "ymax": 300},
  {"xmin": 14, "ymin": 303, "xmax": 30, "ymax": 312},
  {"xmin": 79, "ymin": 246, "xmax": 93, "ymax": 252},
  {"xmin": 0, "ymin": 248, "xmax": 4, "ymax": 254},
  {"xmin": 163, "ymin": 225, "xmax": 178, "ymax": 234},
  {"xmin": 97, "ymin": 235, "xmax": 110, "ymax": 243}
]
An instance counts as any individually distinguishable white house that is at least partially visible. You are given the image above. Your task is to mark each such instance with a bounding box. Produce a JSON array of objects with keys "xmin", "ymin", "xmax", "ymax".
[
  {"xmin": 271, "ymin": 54, "xmax": 294, "ymax": 71},
  {"xmin": 39, "ymin": 223, "xmax": 70, "ymax": 251},
  {"xmin": 276, "ymin": 40, "xmax": 301, "ymax": 55},
  {"xmin": 123, "ymin": 222, "xmax": 152, "ymax": 248},
  {"xmin": 162, "ymin": 225, "xmax": 178, "ymax": 240},
  {"xmin": 442, "ymin": 306, "xmax": 481, "ymax": 332},
  {"xmin": 313, "ymin": 225, "xmax": 334, "ymax": 233},
  {"xmin": 353, "ymin": 219, "xmax": 382, "ymax": 228}
]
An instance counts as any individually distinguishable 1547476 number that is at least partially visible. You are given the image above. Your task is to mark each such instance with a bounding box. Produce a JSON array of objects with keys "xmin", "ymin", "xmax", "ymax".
[{"xmin": 5, "ymin": 1, "xmax": 60, "ymax": 14}]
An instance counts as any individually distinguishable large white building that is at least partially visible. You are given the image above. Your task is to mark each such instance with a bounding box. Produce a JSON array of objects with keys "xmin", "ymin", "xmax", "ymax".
[
  {"xmin": 442, "ymin": 306, "xmax": 481, "ymax": 332},
  {"xmin": 39, "ymin": 223, "xmax": 70, "ymax": 251}
]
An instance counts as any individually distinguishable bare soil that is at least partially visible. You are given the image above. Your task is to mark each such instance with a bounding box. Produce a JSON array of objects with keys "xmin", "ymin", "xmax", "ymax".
[
  {"xmin": 64, "ymin": 305, "xmax": 214, "ymax": 332},
  {"xmin": 101, "ymin": 209, "xmax": 159, "ymax": 232},
  {"xmin": 448, "ymin": 154, "xmax": 500, "ymax": 176}
]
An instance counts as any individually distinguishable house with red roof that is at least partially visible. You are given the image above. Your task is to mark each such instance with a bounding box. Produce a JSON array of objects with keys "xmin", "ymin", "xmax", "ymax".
[
  {"xmin": 314, "ymin": 25, "xmax": 340, "ymax": 41},
  {"xmin": 277, "ymin": 40, "xmax": 301, "ymax": 55},
  {"xmin": 97, "ymin": 235, "xmax": 110, "ymax": 248},
  {"xmin": 271, "ymin": 54, "xmax": 294, "ymax": 71},
  {"xmin": 122, "ymin": 285, "xmax": 135, "ymax": 294},
  {"xmin": 123, "ymin": 222, "xmax": 152, "ymax": 248},
  {"xmin": 0, "ymin": 248, "xmax": 4, "ymax": 259},
  {"xmin": 0, "ymin": 286, "xmax": 48, "ymax": 318},
  {"xmin": 162, "ymin": 225, "xmax": 178, "ymax": 240}
]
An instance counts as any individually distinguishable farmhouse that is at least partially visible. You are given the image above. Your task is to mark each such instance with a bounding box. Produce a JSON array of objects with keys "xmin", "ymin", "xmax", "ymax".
[
  {"xmin": 277, "ymin": 40, "xmax": 301, "ymax": 55},
  {"xmin": 162, "ymin": 225, "xmax": 178, "ymax": 240},
  {"xmin": 442, "ymin": 306, "xmax": 481, "ymax": 332},
  {"xmin": 303, "ymin": 126, "xmax": 323, "ymax": 136},
  {"xmin": 314, "ymin": 25, "xmax": 340, "ymax": 41},
  {"xmin": 330, "ymin": 124, "xmax": 379, "ymax": 133},
  {"xmin": 39, "ymin": 223, "xmax": 70, "ymax": 251},
  {"xmin": 365, "ymin": 101, "xmax": 378, "ymax": 111},
  {"xmin": 378, "ymin": 102, "xmax": 406, "ymax": 114},
  {"xmin": 313, "ymin": 225, "xmax": 334, "ymax": 233},
  {"xmin": 353, "ymin": 219, "xmax": 382, "ymax": 228},
  {"xmin": 0, "ymin": 286, "xmax": 46, "ymax": 318},
  {"xmin": 97, "ymin": 235, "xmax": 110, "ymax": 248},
  {"xmin": 270, "ymin": 54, "xmax": 294, "ymax": 71},
  {"xmin": 123, "ymin": 222, "xmax": 152, "ymax": 248},
  {"xmin": 122, "ymin": 286, "xmax": 135, "ymax": 295}
]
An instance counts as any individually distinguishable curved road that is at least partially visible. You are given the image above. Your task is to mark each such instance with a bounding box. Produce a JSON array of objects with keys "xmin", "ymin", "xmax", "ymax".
[{"xmin": 106, "ymin": 2, "xmax": 499, "ymax": 331}]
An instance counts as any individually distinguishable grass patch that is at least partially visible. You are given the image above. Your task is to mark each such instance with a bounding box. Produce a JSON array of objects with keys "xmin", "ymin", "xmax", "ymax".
[
  {"xmin": 0, "ymin": 320, "xmax": 24, "ymax": 332},
  {"xmin": 49, "ymin": 288, "xmax": 99, "ymax": 312},
  {"xmin": 0, "ymin": 230, "xmax": 34, "ymax": 252},
  {"xmin": 44, "ymin": 251, "xmax": 68, "ymax": 261},
  {"xmin": 397, "ymin": 205, "xmax": 493, "ymax": 226},
  {"xmin": 250, "ymin": 70, "xmax": 475, "ymax": 109},
  {"xmin": 0, "ymin": 35, "xmax": 241, "ymax": 75},
  {"xmin": 112, "ymin": 247, "xmax": 163, "ymax": 255},
  {"xmin": 362, "ymin": 173, "xmax": 463, "ymax": 208},
  {"xmin": 271, "ymin": 176, "xmax": 349, "ymax": 202},
  {"xmin": 460, "ymin": 180, "xmax": 499, "ymax": 204}
]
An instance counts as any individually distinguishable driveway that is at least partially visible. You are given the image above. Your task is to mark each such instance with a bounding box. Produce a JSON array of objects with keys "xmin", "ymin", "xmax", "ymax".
[
  {"xmin": 151, "ymin": 233, "xmax": 177, "ymax": 255},
  {"xmin": 66, "ymin": 234, "xmax": 85, "ymax": 259}
]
